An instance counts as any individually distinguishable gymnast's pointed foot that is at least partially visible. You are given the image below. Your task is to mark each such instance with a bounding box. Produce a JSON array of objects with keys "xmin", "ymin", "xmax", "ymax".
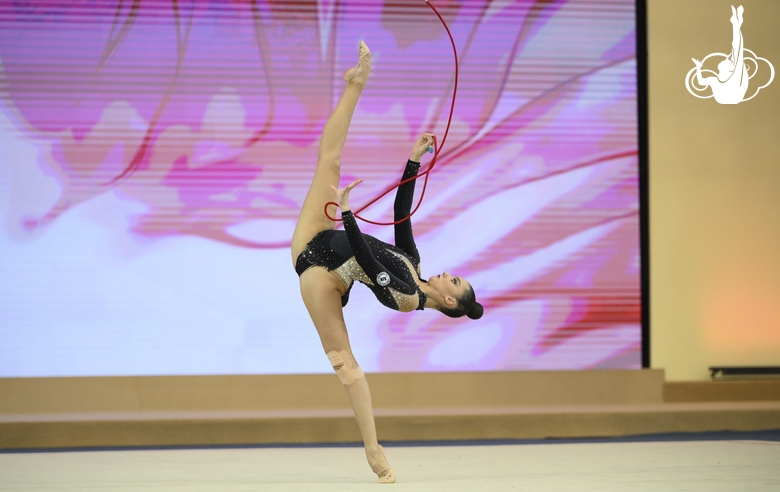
[
  {"xmin": 367, "ymin": 445, "xmax": 396, "ymax": 484},
  {"xmin": 344, "ymin": 41, "xmax": 372, "ymax": 85}
]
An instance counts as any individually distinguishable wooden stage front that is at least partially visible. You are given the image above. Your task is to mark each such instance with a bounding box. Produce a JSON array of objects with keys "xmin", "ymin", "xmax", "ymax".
[{"xmin": 2, "ymin": 370, "xmax": 779, "ymax": 449}]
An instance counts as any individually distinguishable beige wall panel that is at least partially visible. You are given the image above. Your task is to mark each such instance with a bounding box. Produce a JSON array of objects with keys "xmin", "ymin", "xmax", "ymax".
[
  {"xmin": 648, "ymin": 0, "xmax": 780, "ymax": 380},
  {"xmin": 0, "ymin": 377, "xmax": 141, "ymax": 414},
  {"xmin": 0, "ymin": 370, "xmax": 664, "ymax": 415},
  {"xmin": 664, "ymin": 380, "xmax": 780, "ymax": 402},
  {"xmin": 133, "ymin": 375, "xmax": 349, "ymax": 412}
]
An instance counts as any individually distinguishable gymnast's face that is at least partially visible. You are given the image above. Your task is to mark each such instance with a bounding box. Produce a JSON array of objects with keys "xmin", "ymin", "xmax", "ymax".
[{"xmin": 429, "ymin": 271, "xmax": 471, "ymax": 307}]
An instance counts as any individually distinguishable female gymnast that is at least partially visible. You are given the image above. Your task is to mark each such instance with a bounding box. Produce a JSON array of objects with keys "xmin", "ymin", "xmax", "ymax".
[{"xmin": 290, "ymin": 41, "xmax": 483, "ymax": 483}]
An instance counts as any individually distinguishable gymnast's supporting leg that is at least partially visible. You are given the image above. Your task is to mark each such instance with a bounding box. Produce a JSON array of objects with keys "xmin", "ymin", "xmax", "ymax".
[
  {"xmin": 300, "ymin": 271, "xmax": 395, "ymax": 483},
  {"xmin": 338, "ymin": 363, "xmax": 395, "ymax": 483}
]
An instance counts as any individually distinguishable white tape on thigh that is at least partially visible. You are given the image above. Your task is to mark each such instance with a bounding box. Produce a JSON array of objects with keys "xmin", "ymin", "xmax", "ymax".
[{"xmin": 327, "ymin": 350, "xmax": 364, "ymax": 385}]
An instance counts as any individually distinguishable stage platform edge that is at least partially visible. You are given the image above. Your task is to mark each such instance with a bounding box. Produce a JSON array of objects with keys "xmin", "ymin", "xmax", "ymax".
[{"xmin": 2, "ymin": 370, "xmax": 779, "ymax": 449}]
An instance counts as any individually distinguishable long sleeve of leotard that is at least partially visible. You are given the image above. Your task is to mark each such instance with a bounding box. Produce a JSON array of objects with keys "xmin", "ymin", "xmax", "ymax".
[
  {"xmin": 341, "ymin": 210, "xmax": 418, "ymax": 295},
  {"xmin": 393, "ymin": 160, "xmax": 421, "ymax": 265}
]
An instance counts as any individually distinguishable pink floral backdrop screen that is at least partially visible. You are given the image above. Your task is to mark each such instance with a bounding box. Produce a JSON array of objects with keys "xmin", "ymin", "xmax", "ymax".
[{"xmin": 0, "ymin": 0, "xmax": 641, "ymax": 376}]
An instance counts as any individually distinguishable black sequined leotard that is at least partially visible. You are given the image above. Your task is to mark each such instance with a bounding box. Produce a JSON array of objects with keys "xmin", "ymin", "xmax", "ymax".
[{"xmin": 295, "ymin": 160, "xmax": 428, "ymax": 312}]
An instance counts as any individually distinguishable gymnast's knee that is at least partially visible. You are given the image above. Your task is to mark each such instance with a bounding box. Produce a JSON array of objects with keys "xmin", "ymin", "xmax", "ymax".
[{"xmin": 327, "ymin": 350, "xmax": 364, "ymax": 385}]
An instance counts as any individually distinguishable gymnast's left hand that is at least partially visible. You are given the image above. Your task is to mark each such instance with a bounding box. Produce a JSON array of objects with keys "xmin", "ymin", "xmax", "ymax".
[
  {"xmin": 331, "ymin": 179, "xmax": 363, "ymax": 213},
  {"xmin": 411, "ymin": 133, "xmax": 435, "ymax": 162}
]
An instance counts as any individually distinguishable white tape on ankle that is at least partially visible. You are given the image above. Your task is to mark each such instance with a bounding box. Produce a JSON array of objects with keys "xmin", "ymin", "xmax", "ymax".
[{"xmin": 326, "ymin": 350, "xmax": 365, "ymax": 385}]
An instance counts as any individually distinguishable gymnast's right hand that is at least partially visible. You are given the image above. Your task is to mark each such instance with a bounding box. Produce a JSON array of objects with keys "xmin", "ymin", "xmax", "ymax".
[{"xmin": 330, "ymin": 179, "xmax": 363, "ymax": 213}]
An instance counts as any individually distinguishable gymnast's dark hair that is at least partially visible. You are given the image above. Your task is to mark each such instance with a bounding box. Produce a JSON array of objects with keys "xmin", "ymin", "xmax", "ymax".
[{"xmin": 439, "ymin": 284, "xmax": 484, "ymax": 320}]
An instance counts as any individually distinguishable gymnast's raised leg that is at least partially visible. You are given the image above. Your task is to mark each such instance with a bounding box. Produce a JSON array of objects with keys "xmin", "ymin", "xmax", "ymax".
[{"xmin": 290, "ymin": 42, "xmax": 395, "ymax": 484}]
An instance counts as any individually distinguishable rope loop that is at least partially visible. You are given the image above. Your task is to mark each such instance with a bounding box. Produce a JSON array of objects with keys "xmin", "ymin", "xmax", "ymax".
[{"xmin": 325, "ymin": 0, "xmax": 459, "ymax": 226}]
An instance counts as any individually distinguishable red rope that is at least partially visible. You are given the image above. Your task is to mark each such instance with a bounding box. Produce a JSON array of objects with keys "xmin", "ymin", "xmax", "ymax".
[{"xmin": 325, "ymin": 0, "xmax": 459, "ymax": 226}]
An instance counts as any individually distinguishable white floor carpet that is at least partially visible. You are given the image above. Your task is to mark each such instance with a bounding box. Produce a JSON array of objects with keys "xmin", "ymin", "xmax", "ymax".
[{"xmin": 2, "ymin": 439, "xmax": 779, "ymax": 491}]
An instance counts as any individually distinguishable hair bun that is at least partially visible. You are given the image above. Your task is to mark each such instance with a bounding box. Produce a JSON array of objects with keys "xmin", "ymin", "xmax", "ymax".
[{"xmin": 467, "ymin": 302, "xmax": 484, "ymax": 320}]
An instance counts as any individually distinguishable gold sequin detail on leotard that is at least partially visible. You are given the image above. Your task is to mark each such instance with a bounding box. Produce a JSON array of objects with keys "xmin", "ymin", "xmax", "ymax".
[
  {"xmin": 332, "ymin": 254, "xmax": 421, "ymax": 312},
  {"xmin": 385, "ymin": 250, "xmax": 423, "ymax": 312},
  {"xmin": 332, "ymin": 257, "xmax": 372, "ymax": 289}
]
